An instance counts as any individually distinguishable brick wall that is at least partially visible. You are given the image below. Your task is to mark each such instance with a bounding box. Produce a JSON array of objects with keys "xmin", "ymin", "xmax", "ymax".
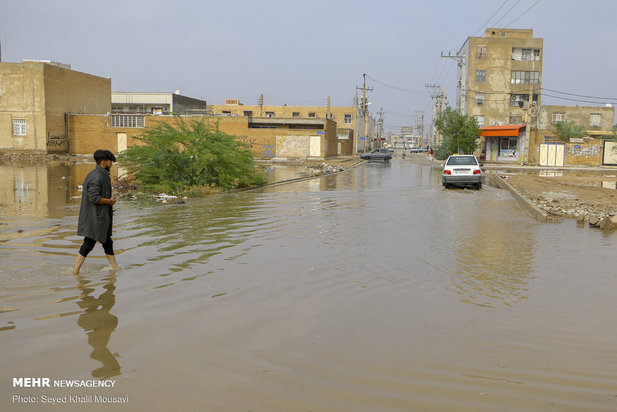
[{"xmin": 67, "ymin": 115, "xmax": 340, "ymax": 159}]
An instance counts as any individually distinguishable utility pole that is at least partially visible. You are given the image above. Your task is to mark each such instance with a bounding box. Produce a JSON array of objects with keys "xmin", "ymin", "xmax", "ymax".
[
  {"xmin": 259, "ymin": 94, "xmax": 264, "ymax": 117},
  {"xmin": 327, "ymin": 96, "xmax": 331, "ymax": 119},
  {"xmin": 414, "ymin": 110, "xmax": 424, "ymax": 148},
  {"xmin": 426, "ymin": 84, "xmax": 445, "ymax": 147},
  {"xmin": 356, "ymin": 73, "xmax": 373, "ymax": 152},
  {"xmin": 441, "ymin": 51, "xmax": 466, "ymax": 114},
  {"xmin": 378, "ymin": 108, "xmax": 384, "ymax": 148},
  {"xmin": 523, "ymin": 85, "xmax": 537, "ymax": 164}
]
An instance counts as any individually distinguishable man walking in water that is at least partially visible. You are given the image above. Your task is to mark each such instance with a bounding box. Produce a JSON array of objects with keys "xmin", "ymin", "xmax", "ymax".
[{"xmin": 73, "ymin": 149, "xmax": 119, "ymax": 274}]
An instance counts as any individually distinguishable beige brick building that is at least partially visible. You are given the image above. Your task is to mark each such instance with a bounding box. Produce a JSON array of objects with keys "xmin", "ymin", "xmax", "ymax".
[
  {"xmin": 0, "ymin": 61, "xmax": 111, "ymax": 152},
  {"xmin": 527, "ymin": 104, "xmax": 616, "ymax": 166},
  {"xmin": 211, "ymin": 99, "xmax": 358, "ymax": 154},
  {"xmin": 68, "ymin": 114, "xmax": 340, "ymax": 159}
]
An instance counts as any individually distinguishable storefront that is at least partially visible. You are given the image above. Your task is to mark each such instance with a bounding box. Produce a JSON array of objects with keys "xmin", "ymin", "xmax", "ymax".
[{"xmin": 479, "ymin": 125, "xmax": 526, "ymax": 162}]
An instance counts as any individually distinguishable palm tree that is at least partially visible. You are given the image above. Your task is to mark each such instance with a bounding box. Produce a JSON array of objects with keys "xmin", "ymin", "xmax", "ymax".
[{"xmin": 553, "ymin": 121, "xmax": 586, "ymax": 142}]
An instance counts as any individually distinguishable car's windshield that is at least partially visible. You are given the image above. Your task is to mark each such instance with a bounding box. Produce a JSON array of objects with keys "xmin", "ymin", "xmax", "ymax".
[{"xmin": 447, "ymin": 156, "xmax": 477, "ymax": 165}]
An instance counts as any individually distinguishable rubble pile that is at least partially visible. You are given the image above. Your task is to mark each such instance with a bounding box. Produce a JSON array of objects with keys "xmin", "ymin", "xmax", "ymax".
[{"xmin": 531, "ymin": 192, "xmax": 617, "ymax": 231}]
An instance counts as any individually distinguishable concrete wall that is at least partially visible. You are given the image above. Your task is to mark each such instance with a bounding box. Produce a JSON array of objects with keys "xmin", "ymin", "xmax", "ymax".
[
  {"xmin": 0, "ymin": 63, "xmax": 47, "ymax": 150},
  {"xmin": 528, "ymin": 128, "xmax": 607, "ymax": 166},
  {"xmin": 538, "ymin": 105, "xmax": 615, "ymax": 131},
  {"xmin": 0, "ymin": 62, "xmax": 110, "ymax": 153},
  {"xmin": 43, "ymin": 64, "xmax": 110, "ymax": 152}
]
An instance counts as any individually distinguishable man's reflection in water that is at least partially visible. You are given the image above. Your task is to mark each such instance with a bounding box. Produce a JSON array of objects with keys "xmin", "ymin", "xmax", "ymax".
[{"xmin": 74, "ymin": 272, "xmax": 121, "ymax": 378}]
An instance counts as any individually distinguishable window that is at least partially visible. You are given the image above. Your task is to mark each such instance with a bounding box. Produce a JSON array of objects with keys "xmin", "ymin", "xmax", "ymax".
[
  {"xmin": 222, "ymin": 110, "xmax": 232, "ymax": 115},
  {"xmin": 308, "ymin": 112, "xmax": 316, "ymax": 118},
  {"xmin": 510, "ymin": 93, "xmax": 538, "ymax": 107},
  {"xmin": 534, "ymin": 49, "xmax": 541, "ymax": 60},
  {"xmin": 13, "ymin": 119, "xmax": 27, "ymax": 136},
  {"xmin": 552, "ymin": 112, "xmax": 566, "ymax": 123},
  {"xmin": 590, "ymin": 113, "xmax": 601, "ymax": 127},
  {"xmin": 446, "ymin": 156, "xmax": 478, "ymax": 165},
  {"xmin": 243, "ymin": 111, "xmax": 253, "ymax": 117},
  {"xmin": 512, "ymin": 48, "xmax": 541, "ymax": 61},
  {"xmin": 511, "ymin": 71, "xmax": 539, "ymax": 84},
  {"xmin": 474, "ymin": 115, "xmax": 484, "ymax": 127},
  {"xmin": 511, "ymin": 94, "xmax": 526, "ymax": 107},
  {"xmin": 344, "ymin": 114, "xmax": 352, "ymax": 124},
  {"xmin": 476, "ymin": 45, "xmax": 487, "ymax": 59},
  {"xmin": 500, "ymin": 137, "xmax": 518, "ymax": 158},
  {"xmin": 292, "ymin": 112, "xmax": 300, "ymax": 117},
  {"xmin": 111, "ymin": 114, "xmax": 145, "ymax": 128},
  {"xmin": 475, "ymin": 70, "xmax": 486, "ymax": 82},
  {"xmin": 476, "ymin": 93, "xmax": 485, "ymax": 105},
  {"xmin": 265, "ymin": 111, "xmax": 275, "ymax": 118}
]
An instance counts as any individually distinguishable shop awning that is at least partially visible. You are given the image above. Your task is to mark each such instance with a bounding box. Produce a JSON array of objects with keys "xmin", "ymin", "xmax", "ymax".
[{"xmin": 479, "ymin": 124, "xmax": 526, "ymax": 137}]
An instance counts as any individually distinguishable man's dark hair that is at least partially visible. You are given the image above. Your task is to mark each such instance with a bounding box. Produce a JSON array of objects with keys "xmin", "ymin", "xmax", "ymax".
[{"xmin": 93, "ymin": 149, "xmax": 117, "ymax": 164}]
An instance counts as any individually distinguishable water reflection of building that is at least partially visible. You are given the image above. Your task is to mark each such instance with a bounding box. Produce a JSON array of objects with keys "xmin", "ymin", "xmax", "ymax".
[
  {"xmin": 0, "ymin": 165, "xmax": 73, "ymax": 218},
  {"xmin": 75, "ymin": 273, "xmax": 121, "ymax": 379},
  {"xmin": 0, "ymin": 163, "xmax": 124, "ymax": 220},
  {"xmin": 446, "ymin": 198, "xmax": 535, "ymax": 307}
]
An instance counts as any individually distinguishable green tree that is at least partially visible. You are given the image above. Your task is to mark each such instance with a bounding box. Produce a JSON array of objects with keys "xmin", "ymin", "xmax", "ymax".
[
  {"xmin": 119, "ymin": 117, "xmax": 266, "ymax": 193},
  {"xmin": 434, "ymin": 107, "xmax": 480, "ymax": 157},
  {"xmin": 553, "ymin": 121, "xmax": 586, "ymax": 142}
]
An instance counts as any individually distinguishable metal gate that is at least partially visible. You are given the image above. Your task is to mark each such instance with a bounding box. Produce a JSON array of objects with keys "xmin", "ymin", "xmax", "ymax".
[
  {"xmin": 603, "ymin": 141, "xmax": 617, "ymax": 166},
  {"xmin": 539, "ymin": 143, "xmax": 565, "ymax": 166}
]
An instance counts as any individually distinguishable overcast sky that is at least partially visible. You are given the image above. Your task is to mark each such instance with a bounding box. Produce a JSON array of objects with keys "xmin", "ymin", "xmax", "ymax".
[{"xmin": 1, "ymin": 0, "xmax": 616, "ymax": 132}]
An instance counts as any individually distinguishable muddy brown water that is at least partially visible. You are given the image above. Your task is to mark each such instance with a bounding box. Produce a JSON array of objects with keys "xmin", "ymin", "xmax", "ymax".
[{"xmin": 1, "ymin": 161, "xmax": 617, "ymax": 411}]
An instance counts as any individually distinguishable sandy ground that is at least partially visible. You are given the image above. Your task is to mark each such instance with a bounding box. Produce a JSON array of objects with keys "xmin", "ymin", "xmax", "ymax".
[{"xmin": 501, "ymin": 172, "xmax": 617, "ymax": 222}]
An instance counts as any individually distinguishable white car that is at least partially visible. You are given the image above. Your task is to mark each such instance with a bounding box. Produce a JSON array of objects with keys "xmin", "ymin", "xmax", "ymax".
[{"xmin": 441, "ymin": 155, "xmax": 483, "ymax": 189}]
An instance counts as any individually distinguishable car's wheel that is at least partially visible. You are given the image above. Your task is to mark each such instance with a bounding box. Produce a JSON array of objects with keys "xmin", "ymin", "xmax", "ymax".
[{"xmin": 476, "ymin": 182, "xmax": 482, "ymax": 190}]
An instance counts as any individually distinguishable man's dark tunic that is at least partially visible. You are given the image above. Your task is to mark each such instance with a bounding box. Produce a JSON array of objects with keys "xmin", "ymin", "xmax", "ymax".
[{"xmin": 77, "ymin": 165, "xmax": 113, "ymax": 243}]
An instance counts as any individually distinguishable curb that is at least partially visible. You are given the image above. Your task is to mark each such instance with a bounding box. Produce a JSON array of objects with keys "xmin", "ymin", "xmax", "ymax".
[
  {"xmin": 239, "ymin": 160, "xmax": 365, "ymax": 192},
  {"xmin": 490, "ymin": 174, "xmax": 549, "ymax": 222}
]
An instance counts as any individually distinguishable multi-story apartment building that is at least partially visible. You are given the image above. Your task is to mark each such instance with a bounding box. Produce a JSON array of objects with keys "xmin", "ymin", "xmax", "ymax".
[
  {"xmin": 457, "ymin": 28, "xmax": 543, "ymax": 162},
  {"xmin": 457, "ymin": 28, "xmax": 543, "ymax": 126}
]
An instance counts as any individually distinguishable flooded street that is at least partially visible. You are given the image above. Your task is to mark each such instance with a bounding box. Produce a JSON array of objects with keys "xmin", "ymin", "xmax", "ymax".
[{"xmin": 2, "ymin": 159, "xmax": 617, "ymax": 411}]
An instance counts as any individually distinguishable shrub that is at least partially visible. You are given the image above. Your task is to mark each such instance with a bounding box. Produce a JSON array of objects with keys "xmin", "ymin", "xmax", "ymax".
[
  {"xmin": 118, "ymin": 117, "xmax": 266, "ymax": 193},
  {"xmin": 553, "ymin": 121, "xmax": 586, "ymax": 142}
]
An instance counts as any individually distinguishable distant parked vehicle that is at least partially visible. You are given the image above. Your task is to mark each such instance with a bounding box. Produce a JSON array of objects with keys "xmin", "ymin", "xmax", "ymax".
[
  {"xmin": 361, "ymin": 148, "xmax": 392, "ymax": 162},
  {"xmin": 441, "ymin": 155, "xmax": 483, "ymax": 189}
]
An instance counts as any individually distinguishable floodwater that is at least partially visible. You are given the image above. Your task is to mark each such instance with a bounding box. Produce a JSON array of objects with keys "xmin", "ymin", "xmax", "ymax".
[{"xmin": 1, "ymin": 160, "xmax": 617, "ymax": 411}]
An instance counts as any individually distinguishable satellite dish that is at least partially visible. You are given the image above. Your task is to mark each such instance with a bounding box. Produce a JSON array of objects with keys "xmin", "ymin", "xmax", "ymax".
[
  {"xmin": 174, "ymin": 89, "xmax": 180, "ymax": 95},
  {"xmin": 606, "ymin": 103, "xmax": 613, "ymax": 108}
]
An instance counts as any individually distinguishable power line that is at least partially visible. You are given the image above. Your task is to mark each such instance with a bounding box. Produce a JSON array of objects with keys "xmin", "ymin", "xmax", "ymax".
[
  {"xmin": 505, "ymin": 0, "xmax": 542, "ymax": 28},
  {"xmin": 381, "ymin": 108, "xmax": 416, "ymax": 118},
  {"xmin": 542, "ymin": 92, "xmax": 616, "ymax": 105},
  {"xmin": 365, "ymin": 74, "xmax": 427, "ymax": 96},
  {"xmin": 541, "ymin": 87, "xmax": 617, "ymax": 101},
  {"xmin": 471, "ymin": 0, "xmax": 510, "ymax": 36},
  {"xmin": 491, "ymin": 0, "xmax": 522, "ymax": 27}
]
